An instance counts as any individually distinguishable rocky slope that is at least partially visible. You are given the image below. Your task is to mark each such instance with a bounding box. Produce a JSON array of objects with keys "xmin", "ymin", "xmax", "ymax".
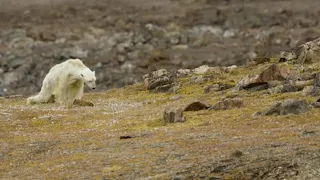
[
  {"xmin": 1, "ymin": 0, "xmax": 320, "ymax": 96},
  {"xmin": 1, "ymin": 38, "xmax": 320, "ymax": 178}
]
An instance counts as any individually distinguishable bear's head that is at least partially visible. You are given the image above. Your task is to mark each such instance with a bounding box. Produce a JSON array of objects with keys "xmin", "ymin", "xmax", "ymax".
[{"xmin": 80, "ymin": 68, "xmax": 96, "ymax": 89}]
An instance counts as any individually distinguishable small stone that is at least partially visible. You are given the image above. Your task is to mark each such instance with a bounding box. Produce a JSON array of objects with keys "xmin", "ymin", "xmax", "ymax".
[
  {"xmin": 172, "ymin": 45, "xmax": 188, "ymax": 50},
  {"xmin": 117, "ymin": 55, "xmax": 126, "ymax": 63},
  {"xmin": 312, "ymin": 73, "xmax": 320, "ymax": 86},
  {"xmin": 193, "ymin": 65, "xmax": 210, "ymax": 74},
  {"xmin": 184, "ymin": 101, "xmax": 211, "ymax": 111},
  {"xmin": 231, "ymin": 150, "xmax": 243, "ymax": 157},
  {"xmin": 73, "ymin": 99, "xmax": 94, "ymax": 107},
  {"xmin": 176, "ymin": 69, "xmax": 191, "ymax": 77},
  {"xmin": 163, "ymin": 107, "xmax": 186, "ymax": 125},
  {"xmin": 223, "ymin": 65, "xmax": 237, "ymax": 73},
  {"xmin": 268, "ymin": 85, "xmax": 284, "ymax": 94},
  {"xmin": 309, "ymin": 98, "xmax": 320, "ymax": 108},
  {"xmin": 204, "ymin": 83, "xmax": 234, "ymax": 93},
  {"xmin": 169, "ymin": 95, "xmax": 183, "ymax": 101},
  {"xmin": 268, "ymin": 80, "xmax": 283, "ymax": 88},
  {"xmin": 194, "ymin": 75, "xmax": 205, "ymax": 84},
  {"xmin": 120, "ymin": 136, "xmax": 132, "ymax": 139},
  {"xmin": 223, "ymin": 29, "xmax": 236, "ymax": 38},
  {"xmin": 300, "ymin": 130, "xmax": 317, "ymax": 137},
  {"xmin": 204, "ymin": 84, "xmax": 220, "ymax": 93},
  {"xmin": 211, "ymin": 97, "xmax": 244, "ymax": 110},
  {"xmin": 293, "ymin": 80, "xmax": 311, "ymax": 90},
  {"xmin": 279, "ymin": 51, "xmax": 297, "ymax": 62},
  {"xmin": 281, "ymin": 83, "xmax": 298, "ymax": 93}
]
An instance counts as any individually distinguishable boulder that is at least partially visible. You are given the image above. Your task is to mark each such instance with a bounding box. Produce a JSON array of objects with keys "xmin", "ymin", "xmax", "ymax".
[
  {"xmin": 210, "ymin": 97, "xmax": 244, "ymax": 110},
  {"xmin": 143, "ymin": 69, "xmax": 177, "ymax": 93},
  {"xmin": 163, "ymin": 107, "xmax": 186, "ymax": 125},
  {"xmin": 184, "ymin": 101, "xmax": 211, "ymax": 111},
  {"xmin": 235, "ymin": 64, "xmax": 290, "ymax": 91},
  {"xmin": 279, "ymin": 37, "xmax": 320, "ymax": 64},
  {"xmin": 254, "ymin": 99, "xmax": 309, "ymax": 116}
]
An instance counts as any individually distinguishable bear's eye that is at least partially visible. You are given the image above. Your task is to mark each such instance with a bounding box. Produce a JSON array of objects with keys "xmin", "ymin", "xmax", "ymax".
[{"xmin": 81, "ymin": 74, "xmax": 84, "ymax": 77}]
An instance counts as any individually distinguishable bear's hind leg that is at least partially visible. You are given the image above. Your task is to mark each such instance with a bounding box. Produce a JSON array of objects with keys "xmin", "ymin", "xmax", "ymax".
[{"xmin": 27, "ymin": 84, "xmax": 53, "ymax": 105}]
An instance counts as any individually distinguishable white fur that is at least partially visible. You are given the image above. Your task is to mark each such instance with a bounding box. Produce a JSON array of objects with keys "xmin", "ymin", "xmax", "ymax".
[{"xmin": 27, "ymin": 59, "xmax": 96, "ymax": 107}]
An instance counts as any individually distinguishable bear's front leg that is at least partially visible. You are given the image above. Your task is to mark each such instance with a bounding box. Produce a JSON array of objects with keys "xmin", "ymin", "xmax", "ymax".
[
  {"xmin": 55, "ymin": 73, "xmax": 70, "ymax": 105},
  {"xmin": 66, "ymin": 81, "xmax": 82, "ymax": 108}
]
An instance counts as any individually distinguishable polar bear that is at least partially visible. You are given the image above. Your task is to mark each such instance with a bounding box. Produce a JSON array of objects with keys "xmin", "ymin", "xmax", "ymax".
[{"xmin": 27, "ymin": 59, "xmax": 96, "ymax": 107}]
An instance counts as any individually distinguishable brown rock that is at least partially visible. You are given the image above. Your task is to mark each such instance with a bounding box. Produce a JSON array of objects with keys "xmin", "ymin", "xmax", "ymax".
[
  {"xmin": 211, "ymin": 97, "xmax": 244, "ymax": 110},
  {"xmin": 235, "ymin": 64, "xmax": 290, "ymax": 91},
  {"xmin": 184, "ymin": 101, "xmax": 211, "ymax": 111},
  {"xmin": 258, "ymin": 64, "xmax": 290, "ymax": 82},
  {"xmin": 163, "ymin": 107, "xmax": 186, "ymax": 125},
  {"xmin": 73, "ymin": 99, "xmax": 94, "ymax": 107}
]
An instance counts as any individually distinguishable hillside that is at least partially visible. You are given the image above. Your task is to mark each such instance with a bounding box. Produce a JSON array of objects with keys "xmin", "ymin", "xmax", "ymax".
[
  {"xmin": 1, "ymin": 0, "xmax": 320, "ymax": 96},
  {"xmin": 1, "ymin": 51, "xmax": 320, "ymax": 179}
]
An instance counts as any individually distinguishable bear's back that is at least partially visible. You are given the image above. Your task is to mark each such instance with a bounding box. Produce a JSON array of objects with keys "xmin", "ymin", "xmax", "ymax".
[{"xmin": 65, "ymin": 59, "xmax": 86, "ymax": 69}]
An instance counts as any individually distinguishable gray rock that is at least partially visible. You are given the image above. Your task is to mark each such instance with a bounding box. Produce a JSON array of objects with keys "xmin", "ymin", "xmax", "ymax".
[
  {"xmin": 300, "ymin": 130, "xmax": 317, "ymax": 137},
  {"xmin": 293, "ymin": 80, "xmax": 312, "ymax": 90},
  {"xmin": 143, "ymin": 69, "xmax": 176, "ymax": 93},
  {"xmin": 280, "ymin": 37, "xmax": 320, "ymax": 64},
  {"xmin": 281, "ymin": 83, "xmax": 298, "ymax": 93},
  {"xmin": 167, "ymin": 32, "xmax": 181, "ymax": 45},
  {"xmin": 163, "ymin": 107, "xmax": 186, "ymax": 125},
  {"xmin": 192, "ymin": 65, "xmax": 210, "ymax": 74},
  {"xmin": 145, "ymin": 23, "xmax": 166, "ymax": 38},
  {"xmin": 312, "ymin": 73, "xmax": 320, "ymax": 86},
  {"xmin": 223, "ymin": 29, "xmax": 236, "ymax": 38},
  {"xmin": 204, "ymin": 83, "xmax": 234, "ymax": 93},
  {"xmin": 268, "ymin": 85, "xmax": 284, "ymax": 94},
  {"xmin": 279, "ymin": 51, "xmax": 297, "ymax": 62},
  {"xmin": 176, "ymin": 69, "xmax": 191, "ymax": 77},
  {"xmin": 301, "ymin": 86, "xmax": 320, "ymax": 96},
  {"xmin": 255, "ymin": 99, "xmax": 309, "ymax": 116}
]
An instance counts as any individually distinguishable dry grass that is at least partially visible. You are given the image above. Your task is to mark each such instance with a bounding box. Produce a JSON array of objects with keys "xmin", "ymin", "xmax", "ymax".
[{"xmin": 1, "ymin": 63, "xmax": 320, "ymax": 179}]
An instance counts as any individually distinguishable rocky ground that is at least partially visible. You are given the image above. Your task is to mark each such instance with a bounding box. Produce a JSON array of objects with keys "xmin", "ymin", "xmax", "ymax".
[
  {"xmin": 1, "ymin": 0, "xmax": 320, "ymax": 179},
  {"xmin": 1, "ymin": 41, "xmax": 320, "ymax": 178},
  {"xmin": 1, "ymin": 0, "xmax": 320, "ymax": 96}
]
